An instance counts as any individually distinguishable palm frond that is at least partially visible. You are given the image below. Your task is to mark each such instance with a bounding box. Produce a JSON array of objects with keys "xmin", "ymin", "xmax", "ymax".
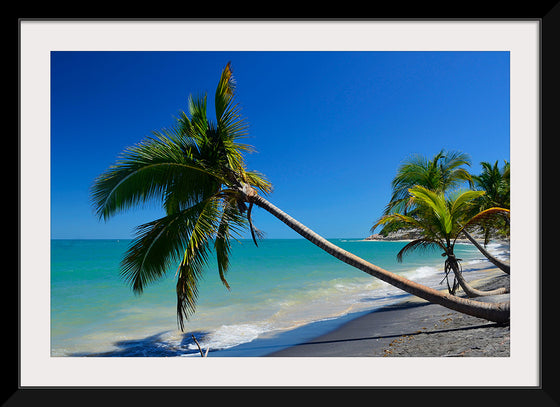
[
  {"xmin": 450, "ymin": 190, "xmax": 485, "ymax": 216},
  {"xmin": 214, "ymin": 199, "xmax": 247, "ymax": 289},
  {"xmin": 187, "ymin": 93, "xmax": 209, "ymax": 139},
  {"xmin": 396, "ymin": 238, "xmax": 444, "ymax": 262},
  {"xmin": 120, "ymin": 202, "xmax": 211, "ymax": 294},
  {"xmin": 372, "ymin": 212, "xmax": 423, "ymax": 233},
  {"xmin": 246, "ymin": 201, "xmax": 266, "ymax": 246},
  {"xmin": 244, "ymin": 170, "xmax": 273, "ymax": 195},
  {"xmin": 215, "ymin": 62, "xmax": 249, "ymax": 143},
  {"xmin": 176, "ymin": 253, "xmax": 206, "ymax": 332},
  {"xmin": 90, "ymin": 133, "xmax": 226, "ymax": 221},
  {"xmin": 438, "ymin": 150, "xmax": 473, "ymax": 190},
  {"xmin": 387, "ymin": 154, "xmax": 431, "ymax": 212},
  {"xmin": 214, "ymin": 61, "xmax": 235, "ymax": 122},
  {"xmin": 458, "ymin": 207, "xmax": 510, "ymax": 236},
  {"xmin": 175, "ymin": 197, "xmax": 223, "ymax": 330},
  {"xmin": 408, "ymin": 186, "xmax": 452, "ymax": 234}
]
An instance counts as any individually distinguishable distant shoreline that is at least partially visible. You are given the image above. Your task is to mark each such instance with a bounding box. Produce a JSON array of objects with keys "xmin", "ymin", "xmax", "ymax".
[{"xmin": 364, "ymin": 229, "xmax": 510, "ymax": 245}]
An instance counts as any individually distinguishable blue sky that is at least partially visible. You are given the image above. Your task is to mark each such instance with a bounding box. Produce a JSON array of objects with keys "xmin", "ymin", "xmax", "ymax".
[{"xmin": 51, "ymin": 51, "xmax": 510, "ymax": 239}]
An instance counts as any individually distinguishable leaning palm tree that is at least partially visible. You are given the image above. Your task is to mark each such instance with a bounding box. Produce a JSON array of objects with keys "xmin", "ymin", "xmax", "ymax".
[
  {"xmin": 91, "ymin": 63, "xmax": 272, "ymax": 330},
  {"xmin": 373, "ymin": 185, "xmax": 509, "ymax": 297},
  {"xmin": 91, "ymin": 63, "xmax": 509, "ymax": 328}
]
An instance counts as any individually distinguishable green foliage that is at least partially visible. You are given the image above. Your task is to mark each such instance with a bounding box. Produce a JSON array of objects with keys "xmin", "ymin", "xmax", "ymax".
[
  {"xmin": 374, "ymin": 151, "xmax": 510, "ymax": 244},
  {"xmin": 91, "ymin": 62, "xmax": 272, "ymax": 330},
  {"xmin": 469, "ymin": 160, "xmax": 510, "ymax": 242},
  {"xmin": 372, "ymin": 149, "xmax": 511, "ymax": 268},
  {"xmin": 472, "ymin": 160, "xmax": 510, "ymax": 210},
  {"xmin": 374, "ymin": 186, "xmax": 486, "ymax": 257},
  {"xmin": 383, "ymin": 149, "xmax": 473, "ymax": 217}
]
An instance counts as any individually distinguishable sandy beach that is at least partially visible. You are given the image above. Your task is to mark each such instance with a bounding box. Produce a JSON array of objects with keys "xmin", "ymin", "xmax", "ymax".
[{"xmin": 267, "ymin": 268, "xmax": 510, "ymax": 357}]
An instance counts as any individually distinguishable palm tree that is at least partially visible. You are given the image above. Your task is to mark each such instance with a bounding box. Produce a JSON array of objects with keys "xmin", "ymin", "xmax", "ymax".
[
  {"xmin": 470, "ymin": 160, "xmax": 510, "ymax": 240},
  {"xmin": 473, "ymin": 160, "xmax": 510, "ymax": 210},
  {"xmin": 91, "ymin": 63, "xmax": 272, "ymax": 330},
  {"xmin": 376, "ymin": 151, "xmax": 510, "ymax": 273},
  {"xmin": 373, "ymin": 185, "xmax": 509, "ymax": 297},
  {"xmin": 91, "ymin": 63, "xmax": 509, "ymax": 328},
  {"xmin": 459, "ymin": 160, "xmax": 511, "ymax": 274},
  {"xmin": 382, "ymin": 150, "xmax": 473, "ymax": 218}
]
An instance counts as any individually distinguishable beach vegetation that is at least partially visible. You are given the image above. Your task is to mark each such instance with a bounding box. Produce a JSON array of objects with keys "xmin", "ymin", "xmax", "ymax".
[
  {"xmin": 91, "ymin": 62, "xmax": 272, "ymax": 330},
  {"xmin": 382, "ymin": 149, "xmax": 473, "ymax": 218},
  {"xmin": 91, "ymin": 62, "xmax": 510, "ymax": 329},
  {"xmin": 374, "ymin": 151, "xmax": 510, "ymax": 274},
  {"xmin": 456, "ymin": 160, "xmax": 511, "ymax": 274},
  {"xmin": 373, "ymin": 185, "xmax": 509, "ymax": 296},
  {"xmin": 470, "ymin": 160, "xmax": 510, "ymax": 242}
]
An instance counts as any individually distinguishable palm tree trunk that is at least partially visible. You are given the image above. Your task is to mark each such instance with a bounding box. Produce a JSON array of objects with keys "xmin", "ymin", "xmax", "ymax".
[
  {"xmin": 446, "ymin": 255, "xmax": 508, "ymax": 298},
  {"xmin": 461, "ymin": 230, "xmax": 510, "ymax": 274},
  {"xmin": 250, "ymin": 194, "xmax": 509, "ymax": 324}
]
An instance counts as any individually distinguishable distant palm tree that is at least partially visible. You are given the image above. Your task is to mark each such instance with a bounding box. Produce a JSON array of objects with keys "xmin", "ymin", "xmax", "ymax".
[
  {"xmin": 473, "ymin": 160, "xmax": 510, "ymax": 210},
  {"xmin": 92, "ymin": 63, "xmax": 509, "ymax": 328},
  {"xmin": 469, "ymin": 160, "xmax": 510, "ymax": 243},
  {"xmin": 374, "ymin": 185, "xmax": 509, "ymax": 297},
  {"xmin": 452, "ymin": 160, "xmax": 511, "ymax": 275}
]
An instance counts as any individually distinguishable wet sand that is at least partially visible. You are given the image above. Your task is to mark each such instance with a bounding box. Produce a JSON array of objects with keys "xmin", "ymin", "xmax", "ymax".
[{"xmin": 267, "ymin": 270, "xmax": 510, "ymax": 357}]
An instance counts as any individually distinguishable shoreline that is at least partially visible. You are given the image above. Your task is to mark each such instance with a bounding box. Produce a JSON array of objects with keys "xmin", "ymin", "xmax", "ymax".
[
  {"xmin": 71, "ymin": 266, "xmax": 511, "ymax": 357},
  {"xmin": 54, "ymin": 239, "xmax": 510, "ymax": 357},
  {"xmin": 264, "ymin": 268, "xmax": 510, "ymax": 357}
]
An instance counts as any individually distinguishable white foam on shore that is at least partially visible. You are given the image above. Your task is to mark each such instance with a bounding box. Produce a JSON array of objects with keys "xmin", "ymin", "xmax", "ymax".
[
  {"xmin": 409, "ymin": 265, "xmax": 440, "ymax": 279},
  {"xmin": 190, "ymin": 323, "xmax": 271, "ymax": 352}
]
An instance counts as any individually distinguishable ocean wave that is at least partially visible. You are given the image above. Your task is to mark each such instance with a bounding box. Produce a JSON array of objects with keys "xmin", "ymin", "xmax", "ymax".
[
  {"xmin": 485, "ymin": 242, "xmax": 510, "ymax": 261},
  {"xmin": 466, "ymin": 242, "xmax": 510, "ymax": 264},
  {"xmin": 191, "ymin": 323, "xmax": 270, "ymax": 352},
  {"xmin": 467, "ymin": 259, "xmax": 486, "ymax": 265},
  {"xmin": 409, "ymin": 265, "xmax": 440, "ymax": 279}
]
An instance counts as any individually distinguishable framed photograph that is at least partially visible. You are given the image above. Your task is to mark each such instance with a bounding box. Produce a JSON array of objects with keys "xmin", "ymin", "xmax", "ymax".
[{"xmin": 19, "ymin": 18, "xmax": 542, "ymax": 393}]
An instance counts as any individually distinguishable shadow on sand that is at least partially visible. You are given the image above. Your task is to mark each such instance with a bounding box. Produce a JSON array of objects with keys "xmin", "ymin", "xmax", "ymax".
[{"xmin": 69, "ymin": 331, "xmax": 210, "ymax": 357}]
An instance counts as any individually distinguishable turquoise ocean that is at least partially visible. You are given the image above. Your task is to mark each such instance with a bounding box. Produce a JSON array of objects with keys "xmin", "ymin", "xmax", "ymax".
[{"xmin": 51, "ymin": 238, "xmax": 507, "ymax": 357}]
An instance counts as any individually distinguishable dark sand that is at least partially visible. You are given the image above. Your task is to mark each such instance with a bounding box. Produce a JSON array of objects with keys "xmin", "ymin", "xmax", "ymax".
[{"xmin": 267, "ymin": 270, "xmax": 510, "ymax": 357}]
